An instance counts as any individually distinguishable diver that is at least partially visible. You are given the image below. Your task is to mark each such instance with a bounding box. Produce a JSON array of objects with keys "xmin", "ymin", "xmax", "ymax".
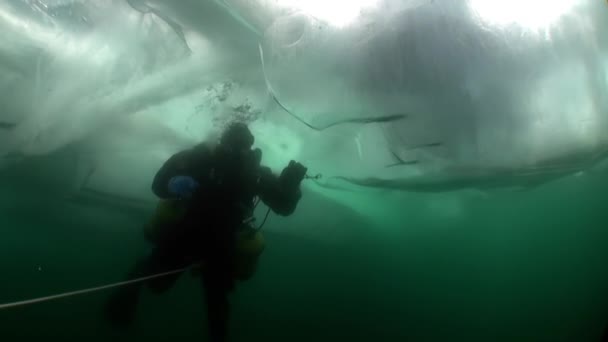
[{"xmin": 104, "ymin": 122, "xmax": 307, "ymax": 342}]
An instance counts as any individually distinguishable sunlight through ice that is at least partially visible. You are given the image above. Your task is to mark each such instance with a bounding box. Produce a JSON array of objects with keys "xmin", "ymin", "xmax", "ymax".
[{"xmin": 468, "ymin": 0, "xmax": 581, "ymax": 34}]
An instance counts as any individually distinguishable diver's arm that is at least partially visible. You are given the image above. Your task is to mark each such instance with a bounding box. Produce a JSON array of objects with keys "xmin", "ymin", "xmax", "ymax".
[
  {"xmin": 257, "ymin": 162, "xmax": 307, "ymax": 216},
  {"xmin": 151, "ymin": 150, "xmax": 195, "ymax": 198}
]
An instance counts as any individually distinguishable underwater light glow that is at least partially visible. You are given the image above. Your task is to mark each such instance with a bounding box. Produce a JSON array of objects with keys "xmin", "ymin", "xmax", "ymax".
[
  {"xmin": 468, "ymin": 0, "xmax": 580, "ymax": 31},
  {"xmin": 275, "ymin": 0, "xmax": 379, "ymax": 27}
]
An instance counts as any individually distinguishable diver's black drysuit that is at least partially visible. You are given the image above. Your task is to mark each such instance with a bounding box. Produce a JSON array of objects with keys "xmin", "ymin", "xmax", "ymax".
[{"xmin": 105, "ymin": 142, "xmax": 305, "ymax": 342}]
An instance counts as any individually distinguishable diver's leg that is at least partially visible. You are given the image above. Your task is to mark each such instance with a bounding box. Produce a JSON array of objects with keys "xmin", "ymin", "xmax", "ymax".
[
  {"xmin": 103, "ymin": 257, "xmax": 149, "ymax": 329},
  {"xmin": 202, "ymin": 271, "xmax": 231, "ymax": 342},
  {"xmin": 144, "ymin": 241, "xmax": 191, "ymax": 293},
  {"xmin": 202, "ymin": 243, "xmax": 236, "ymax": 341},
  {"xmin": 103, "ymin": 245, "xmax": 186, "ymax": 328}
]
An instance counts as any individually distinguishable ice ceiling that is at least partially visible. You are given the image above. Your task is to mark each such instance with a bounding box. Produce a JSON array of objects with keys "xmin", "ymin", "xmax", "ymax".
[{"xmin": 0, "ymin": 0, "xmax": 607, "ymax": 201}]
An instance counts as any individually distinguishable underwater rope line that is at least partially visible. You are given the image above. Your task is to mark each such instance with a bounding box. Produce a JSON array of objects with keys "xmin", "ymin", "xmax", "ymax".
[
  {"xmin": 0, "ymin": 266, "xmax": 194, "ymax": 310},
  {"xmin": 251, "ymin": 196, "xmax": 271, "ymax": 231},
  {"xmin": 256, "ymin": 207, "xmax": 271, "ymax": 231}
]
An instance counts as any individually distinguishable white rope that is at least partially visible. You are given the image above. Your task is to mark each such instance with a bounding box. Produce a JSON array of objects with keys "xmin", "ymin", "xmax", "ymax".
[{"xmin": 0, "ymin": 267, "xmax": 190, "ymax": 310}]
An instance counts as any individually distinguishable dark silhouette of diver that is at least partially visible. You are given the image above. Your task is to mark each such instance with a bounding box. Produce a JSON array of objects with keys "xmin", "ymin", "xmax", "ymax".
[{"xmin": 104, "ymin": 122, "xmax": 307, "ymax": 342}]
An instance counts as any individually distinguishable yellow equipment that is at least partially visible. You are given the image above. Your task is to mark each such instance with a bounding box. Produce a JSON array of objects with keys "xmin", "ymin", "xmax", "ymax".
[{"xmin": 234, "ymin": 226, "xmax": 265, "ymax": 281}]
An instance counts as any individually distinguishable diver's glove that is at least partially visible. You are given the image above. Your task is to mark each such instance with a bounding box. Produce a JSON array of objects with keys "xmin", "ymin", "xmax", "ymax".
[
  {"xmin": 280, "ymin": 160, "xmax": 308, "ymax": 189},
  {"xmin": 168, "ymin": 176, "xmax": 199, "ymax": 199}
]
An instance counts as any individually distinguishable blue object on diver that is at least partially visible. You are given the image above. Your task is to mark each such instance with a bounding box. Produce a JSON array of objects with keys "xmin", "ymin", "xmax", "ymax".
[{"xmin": 168, "ymin": 176, "xmax": 199, "ymax": 198}]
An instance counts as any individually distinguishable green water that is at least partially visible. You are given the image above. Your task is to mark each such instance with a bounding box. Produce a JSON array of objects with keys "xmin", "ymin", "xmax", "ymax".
[{"xmin": 1, "ymin": 163, "xmax": 607, "ymax": 341}]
